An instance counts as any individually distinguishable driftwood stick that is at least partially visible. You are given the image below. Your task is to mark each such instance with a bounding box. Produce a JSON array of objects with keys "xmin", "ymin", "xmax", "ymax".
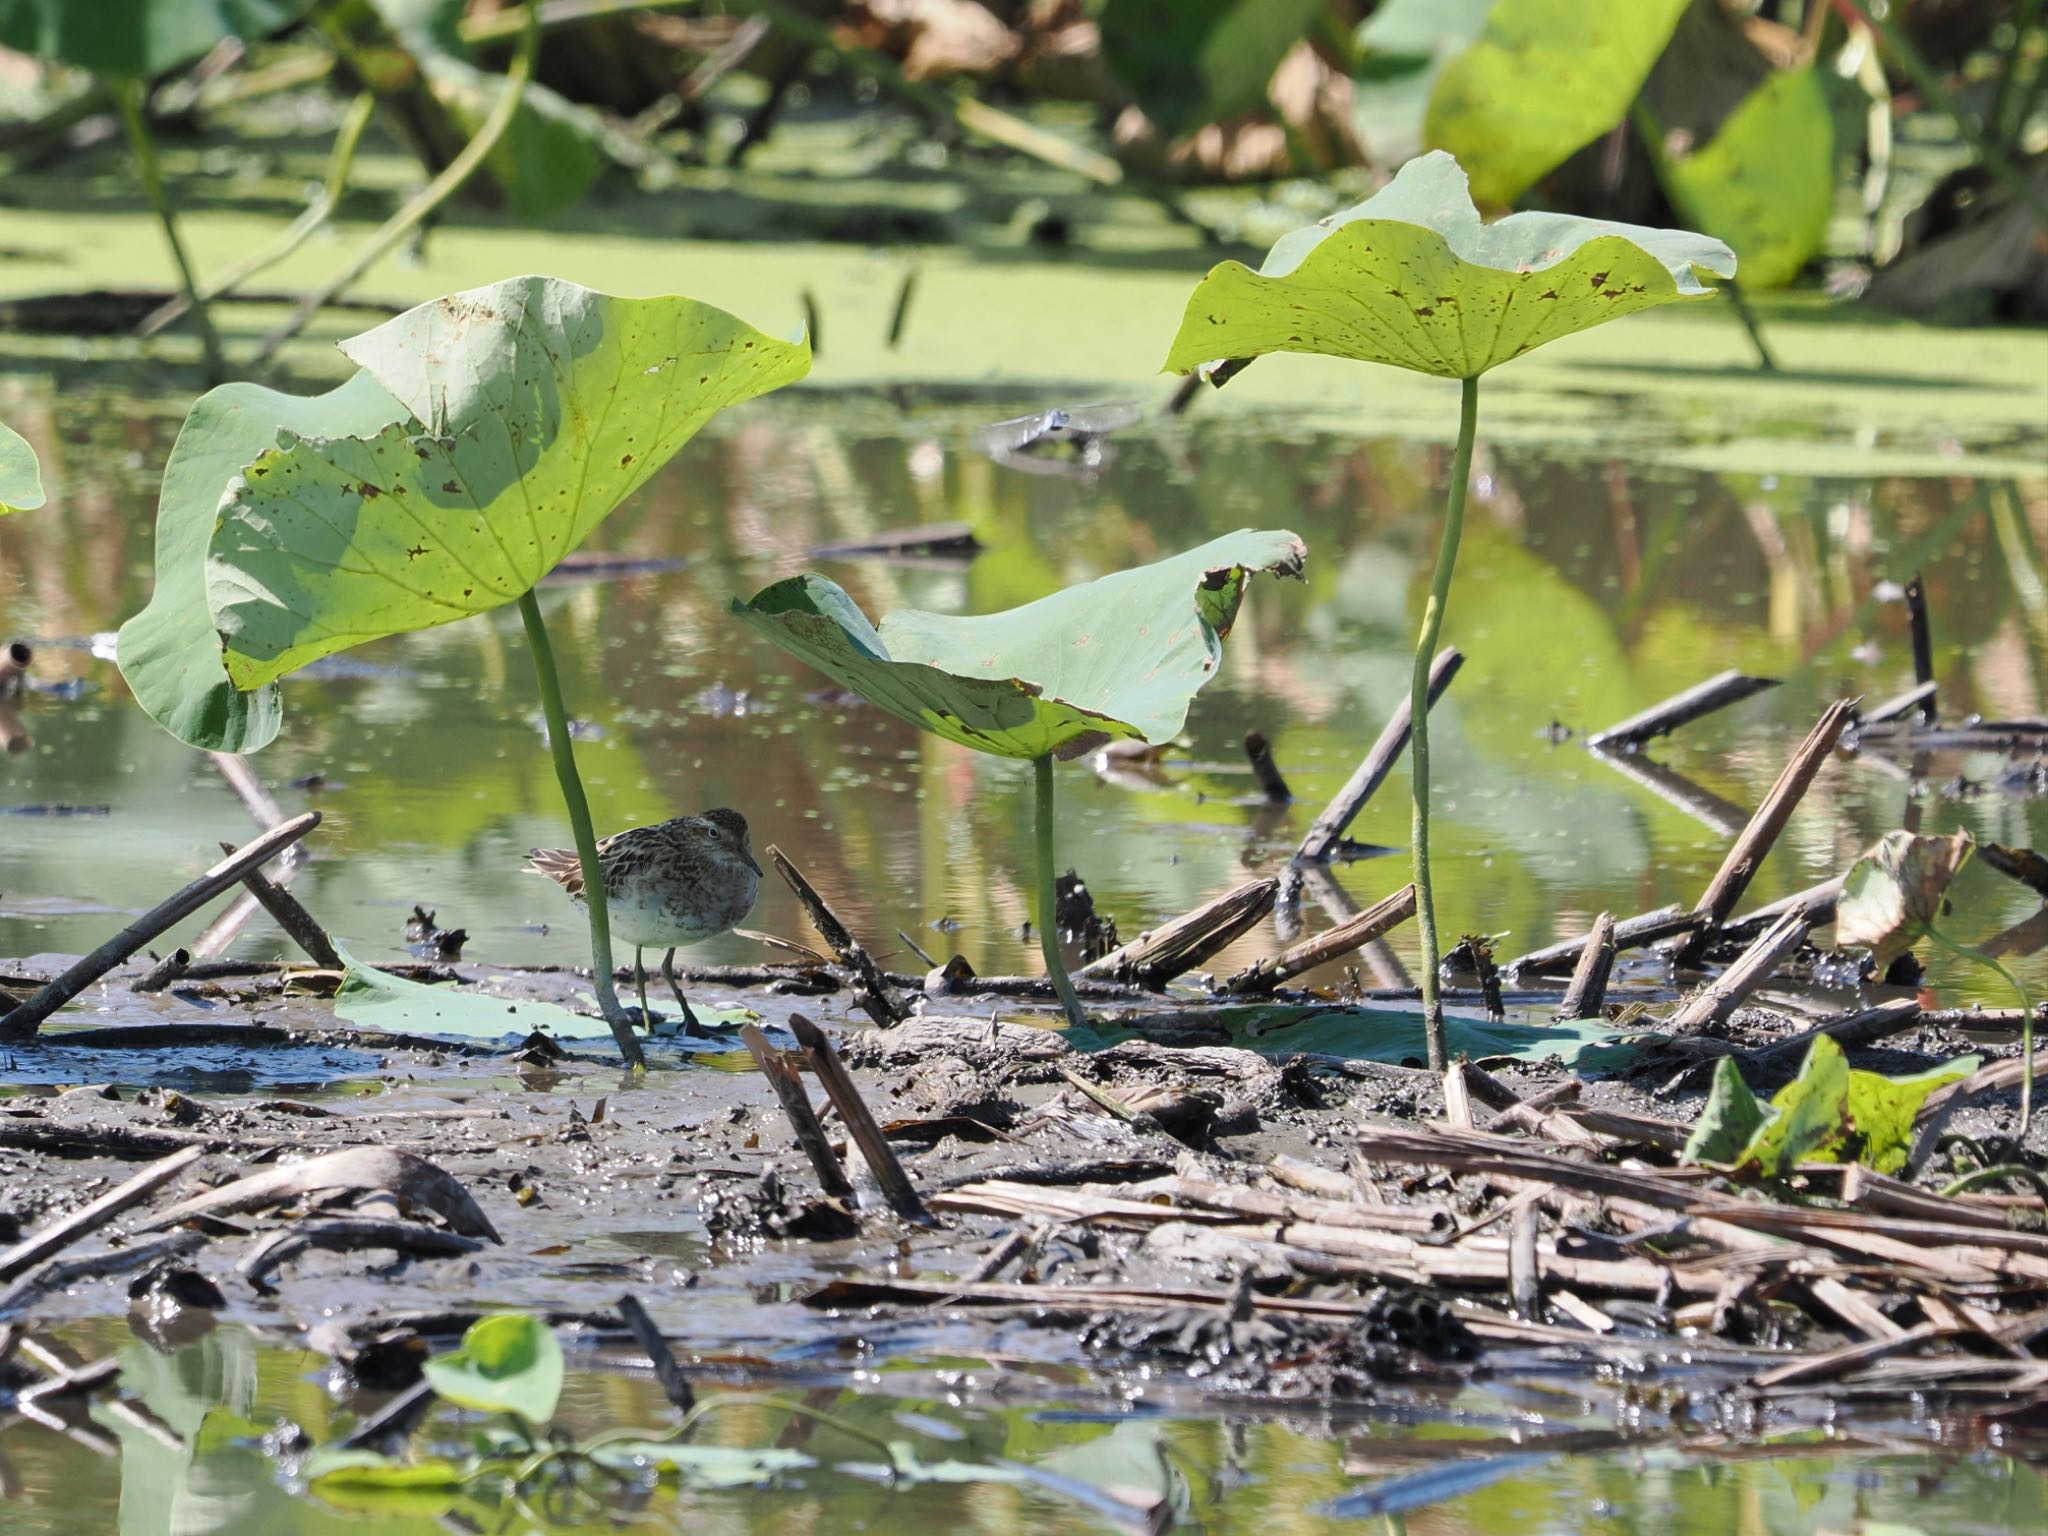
[
  {"xmin": 0, "ymin": 1231, "xmax": 208, "ymax": 1323},
  {"xmin": 616, "ymin": 1292, "xmax": 696, "ymax": 1412},
  {"xmin": 1295, "ymin": 649, "xmax": 1463, "ymax": 863},
  {"xmin": 1503, "ymin": 904, "xmax": 1696, "ymax": 976},
  {"xmin": 1587, "ymin": 670, "xmax": 1780, "ymax": 752},
  {"xmin": 1295, "ymin": 864, "xmax": 1411, "ymax": 988},
  {"xmin": 1242, "ymin": 731, "xmax": 1292, "ymax": 804},
  {"xmin": 219, "ymin": 841, "xmax": 343, "ymax": 970},
  {"xmin": 1673, "ymin": 702, "xmax": 1851, "ymax": 966},
  {"xmin": 1079, "ymin": 877, "xmax": 1277, "ymax": 989},
  {"xmin": 1668, "ymin": 910, "xmax": 1813, "ymax": 1033},
  {"xmin": 1555, "ymin": 913, "xmax": 1615, "ymax": 1021},
  {"xmin": 1718, "ymin": 877, "xmax": 1844, "ymax": 946},
  {"xmin": 740, "ymin": 1022, "xmax": 854, "ymax": 1203},
  {"xmin": 0, "ymin": 1145, "xmax": 205, "ymax": 1283},
  {"xmin": 789, "ymin": 1014, "xmax": 928, "ymax": 1222},
  {"xmin": 1223, "ymin": 884, "xmax": 1415, "ymax": 995},
  {"xmin": 1861, "ymin": 681, "xmax": 1937, "ymax": 728},
  {"xmin": 0, "ymin": 811, "xmax": 322, "ymax": 1040},
  {"xmin": 133, "ymin": 948, "xmax": 192, "ymax": 994},
  {"xmin": 767, "ymin": 845, "xmax": 907, "ymax": 1027},
  {"xmin": 1904, "ymin": 571, "xmax": 1938, "ymax": 726}
]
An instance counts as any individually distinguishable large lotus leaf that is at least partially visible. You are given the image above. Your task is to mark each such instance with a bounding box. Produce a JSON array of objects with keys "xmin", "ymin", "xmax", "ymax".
[
  {"xmin": 1662, "ymin": 67, "xmax": 1834, "ymax": 290},
  {"xmin": 1350, "ymin": 0, "xmax": 1493, "ymax": 165},
  {"xmin": 733, "ymin": 530, "xmax": 1304, "ymax": 761},
  {"xmin": 0, "ymin": 0, "xmax": 318, "ymax": 75},
  {"xmin": 1836, "ymin": 829, "xmax": 1974, "ymax": 968},
  {"xmin": 1426, "ymin": 0, "xmax": 1689, "ymax": 208},
  {"xmin": 205, "ymin": 276, "xmax": 809, "ymax": 690},
  {"xmin": 1161, "ymin": 152, "xmax": 1734, "ymax": 381},
  {"xmin": 0, "ymin": 419, "xmax": 44, "ymax": 515},
  {"xmin": 116, "ymin": 370, "xmax": 406, "ymax": 753},
  {"xmin": 1097, "ymin": 0, "xmax": 1326, "ymax": 139}
]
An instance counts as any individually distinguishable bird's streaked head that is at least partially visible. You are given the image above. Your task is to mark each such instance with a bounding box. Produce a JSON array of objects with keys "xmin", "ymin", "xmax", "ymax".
[{"xmin": 701, "ymin": 807, "xmax": 761, "ymax": 875}]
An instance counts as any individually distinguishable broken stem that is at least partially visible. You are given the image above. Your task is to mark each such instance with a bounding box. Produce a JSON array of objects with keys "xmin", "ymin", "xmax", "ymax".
[
  {"xmin": 110, "ymin": 76, "xmax": 224, "ymax": 382},
  {"xmin": 1412, "ymin": 375, "xmax": 1479, "ymax": 1070},
  {"xmin": 516, "ymin": 588, "xmax": 644, "ymax": 1070},
  {"xmin": 1034, "ymin": 753, "xmax": 1086, "ymax": 1028}
]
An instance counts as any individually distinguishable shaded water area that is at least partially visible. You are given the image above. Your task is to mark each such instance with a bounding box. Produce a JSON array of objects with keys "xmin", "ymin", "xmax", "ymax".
[{"xmin": 1, "ymin": 343, "xmax": 2046, "ymax": 1533}]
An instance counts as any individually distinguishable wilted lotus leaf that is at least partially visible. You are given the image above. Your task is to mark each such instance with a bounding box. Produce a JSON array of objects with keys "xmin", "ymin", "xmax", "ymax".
[
  {"xmin": 1161, "ymin": 151, "xmax": 1734, "ymax": 381},
  {"xmin": 117, "ymin": 276, "xmax": 809, "ymax": 752},
  {"xmin": 733, "ymin": 530, "xmax": 1305, "ymax": 761},
  {"xmin": 0, "ymin": 420, "xmax": 43, "ymax": 515},
  {"xmin": 1836, "ymin": 829, "xmax": 1975, "ymax": 967}
]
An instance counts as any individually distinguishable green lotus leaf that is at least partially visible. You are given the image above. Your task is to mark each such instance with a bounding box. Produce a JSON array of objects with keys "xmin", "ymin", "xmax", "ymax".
[
  {"xmin": 1424, "ymin": 0, "xmax": 1689, "ymax": 208},
  {"xmin": 1836, "ymin": 829, "xmax": 1975, "ymax": 968},
  {"xmin": 0, "ymin": 0, "xmax": 319, "ymax": 75},
  {"xmin": 1662, "ymin": 67, "xmax": 1834, "ymax": 289},
  {"xmin": 116, "ymin": 371, "xmax": 403, "ymax": 753},
  {"xmin": 1743, "ymin": 1034, "xmax": 1852, "ymax": 1178},
  {"xmin": 422, "ymin": 1312, "xmax": 563, "ymax": 1422},
  {"xmin": 1161, "ymin": 151, "xmax": 1735, "ymax": 381},
  {"xmin": 209, "ymin": 276, "xmax": 806, "ymax": 689},
  {"xmin": 1683, "ymin": 1055, "xmax": 1768, "ymax": 1168},
  {"xmin": 0, "ymin": 419, "xmax": 44, "ymax": 515},
  {"xmin": 733, "ymin": 530, "xmax": 1305, "ymax": 761}
]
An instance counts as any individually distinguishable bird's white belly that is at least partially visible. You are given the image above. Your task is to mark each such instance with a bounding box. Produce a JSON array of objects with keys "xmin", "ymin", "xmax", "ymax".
[{"xmin": 606, "ymin": 887, "xmax": 700, "ymax": 948}]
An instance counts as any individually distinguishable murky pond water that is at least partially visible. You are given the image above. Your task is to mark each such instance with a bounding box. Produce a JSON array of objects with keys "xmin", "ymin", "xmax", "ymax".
[
  {"xmin": 2, "ymin": 1320, "xmax": 2043, "ymax": 1535},
  {"xmin": 1, "ymin": 381, "xmax": 2043, "ymax": 1009}
]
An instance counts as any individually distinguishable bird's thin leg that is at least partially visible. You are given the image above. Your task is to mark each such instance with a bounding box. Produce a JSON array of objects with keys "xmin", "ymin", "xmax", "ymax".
[
  {"xmin": 662, "ymin": 949, "xmax": 704, "ymax": 1035},
  {"xmin": 634, "ymin": 946, "xmax": 653, "ymax": 1027}
]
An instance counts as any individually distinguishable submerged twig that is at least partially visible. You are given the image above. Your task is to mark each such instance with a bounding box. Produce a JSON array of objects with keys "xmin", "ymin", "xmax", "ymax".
[
  {"xmin": 1587, "ymin": 670, "xmax": 1779, "ymax": 752},
  {"xmin": 1294, "ymin": 649, "xmax": 1463, "ymax": 864},
  {"xmin": 768, "ymin": 846, "xmax": 907, "ymax": 1027}
]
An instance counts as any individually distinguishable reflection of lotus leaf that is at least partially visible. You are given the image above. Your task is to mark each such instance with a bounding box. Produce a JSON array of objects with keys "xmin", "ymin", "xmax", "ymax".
[
  {"xmin": 1162, "ymin": 152, "xmax": 1733, "ymax": 381},
  {"xmin": 734, "ymin": 530, "xmax": 1305, "ymax": 761},
  {"xmin": 116, "ymin": 276, "xmax": 809, "ymax": 754}
]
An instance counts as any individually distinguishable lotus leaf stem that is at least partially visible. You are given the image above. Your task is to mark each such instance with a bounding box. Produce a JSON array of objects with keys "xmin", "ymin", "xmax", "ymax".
[
  {"xmin": 1921, "ymin": 922, "xmax": 2036, "ymax": 1136},
  {"xmin": 110, "ymin": 77, "xmax": 224, "ymax": 383},
  {"xmin": 1034, "ymin": 753, "xmax": 1086, "ymax": 1028},
  {"xmin": 253, "ymin": 6, "xmax": 539, "ymax": 365},
  {"xmin": 1411, "ymin": 375, "xmax": 1479, "ymax": 1071},
  {"xmin": 517, "ymin": 589, "xmax": 645, "ymax": 1070},
  {"xmin": 1939, "ymin": 1163, "xmax": 2048, "ymax": 1204}
]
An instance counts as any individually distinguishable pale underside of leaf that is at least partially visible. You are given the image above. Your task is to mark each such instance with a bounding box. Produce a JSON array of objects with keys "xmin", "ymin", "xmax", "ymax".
[
  {"xmin": 735, "ymin": 530, "xmax": 1305, "ymax": 761},
  {"xmin": 207, "ymin": 276, "xmax": 809, "ymax": 689},
  {"xmin": 0, "ymin": 418, "xmax": 45, "ymax": 514}
]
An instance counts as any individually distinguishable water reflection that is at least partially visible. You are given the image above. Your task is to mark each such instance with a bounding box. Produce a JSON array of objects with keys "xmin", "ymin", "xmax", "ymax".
[
  {"xmin": 0, "ymin": 386, "xmax": 2042, "ymax": 1011},
  {"xmin": 0, "ymin": 1321, "xmax": 2043, "ymax": 1535}
]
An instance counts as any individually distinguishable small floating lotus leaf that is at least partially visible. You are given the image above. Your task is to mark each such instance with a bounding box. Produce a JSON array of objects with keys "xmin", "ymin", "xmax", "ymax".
[
  {"xmin": 0, "ymin": 0, "xmax": 320, "ymax": 76},
  {"xmin": 1836, "ymin": 829, "xmax": 1975, "ymax": 968},
  {"xmin": 733, "ymin": 530, "xmax": 1304, "ymax": 761},
  {"xmin": 0, "ymin": 419, "xmax": 44, "ymax": 515},
  {"xmin": 116, "ymin": 277, "xmax": 808, "ymax": 751},
  {"xmin": 1161, "ymin": 151, "xmax": 1734, "ymax": 381},
  {"xmin": 422, "ymin": 1312, "xmax": 564, "ymax": 1422}
]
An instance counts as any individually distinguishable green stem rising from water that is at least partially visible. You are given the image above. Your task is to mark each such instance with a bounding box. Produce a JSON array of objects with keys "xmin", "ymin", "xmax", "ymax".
[
  {"xmin": 111, "ymin": 77, "xmax": 224, "ymax": 383},
  {"xmin": 518, "ymin": 589, "xmax": 646, "ymax": 1071},
  {"xmin": 1412, "ymin": 376, "xmax": 1479, "ymax": 1070},
  {"xmin": 1923, "ymin": 922, "xmax": 2037, "ymax": 1137},
  {"xmin": 1034, "ymin": 753, "xmax": 1087, "ymax": 1028}
]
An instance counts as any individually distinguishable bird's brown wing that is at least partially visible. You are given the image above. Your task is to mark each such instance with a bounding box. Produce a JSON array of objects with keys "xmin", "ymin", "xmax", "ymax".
[{"xmin": 524, "ymin": 833, "xmax": 620, "ymax": 899}]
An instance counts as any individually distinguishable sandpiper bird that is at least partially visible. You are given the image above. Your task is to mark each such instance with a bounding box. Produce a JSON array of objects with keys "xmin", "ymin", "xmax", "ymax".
[{"xmin": 526, "ymin": 808, "xmax": 762, "ymax": 1033}]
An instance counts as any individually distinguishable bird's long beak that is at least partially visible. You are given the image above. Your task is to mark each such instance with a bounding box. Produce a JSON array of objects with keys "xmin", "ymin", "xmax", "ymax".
[{"xmin": 743, "ymin": 847, "xmax": 763, "ymax": 876}]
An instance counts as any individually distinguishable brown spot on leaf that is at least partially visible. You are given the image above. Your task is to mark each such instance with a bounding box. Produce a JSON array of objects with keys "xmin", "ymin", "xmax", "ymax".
[
  {"xmin": 357, "ymin": 483, "xmax": 382, "ymax": 499},
  {"xmin": 442, "ymin": 481, "xmax": 460, "ymax": 494}
]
